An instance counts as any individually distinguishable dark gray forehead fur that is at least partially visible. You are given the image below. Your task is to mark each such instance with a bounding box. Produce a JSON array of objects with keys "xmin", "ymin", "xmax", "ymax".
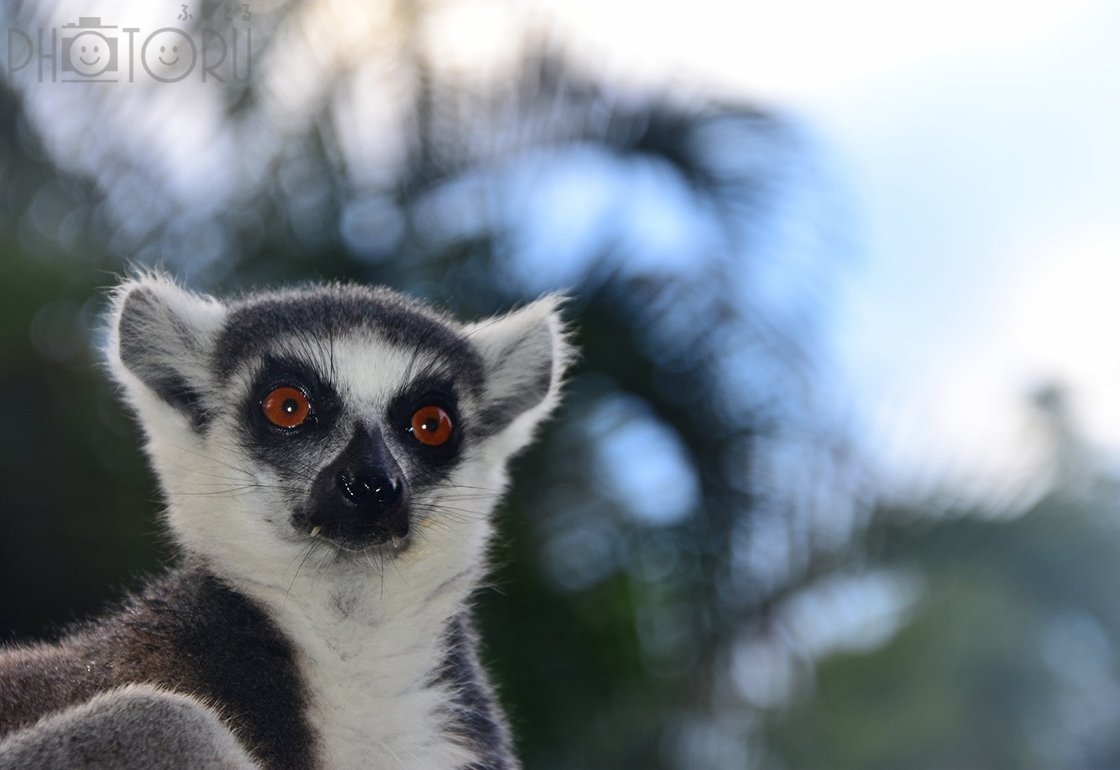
[{"xmin": 213, "ymin": 284, "xmax": 484, "ymax": 391}]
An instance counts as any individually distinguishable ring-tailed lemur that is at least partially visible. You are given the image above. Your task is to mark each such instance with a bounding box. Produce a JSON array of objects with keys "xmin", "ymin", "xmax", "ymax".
[{"xmin": 0, "ymin": 274, "xmax": 572, "ymax": 769}]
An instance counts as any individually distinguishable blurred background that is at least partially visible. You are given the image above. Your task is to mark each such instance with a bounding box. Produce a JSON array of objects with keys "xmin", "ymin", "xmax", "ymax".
[{"xmin": 2, "ymin": 1, "xmax": 1120, "ymax": 768}]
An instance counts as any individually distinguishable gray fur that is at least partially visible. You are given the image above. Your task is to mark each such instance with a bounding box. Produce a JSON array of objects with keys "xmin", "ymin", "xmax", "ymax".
[
  {"xmin": 0, "ymin": 566, "xmax": 316, "ymax": 768},
  {"xmin": 212, "ymin": 284, "xmax": 487, "ymax": 390},
  {"xmin": 0, "ymin": 685, "xmax": 258, "ymax": 769}
]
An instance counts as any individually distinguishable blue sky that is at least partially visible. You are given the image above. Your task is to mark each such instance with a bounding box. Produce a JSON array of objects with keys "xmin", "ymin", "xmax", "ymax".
[{"xmin": 530, "ymin": 0, "xmax": 1120, "ymax": 502}]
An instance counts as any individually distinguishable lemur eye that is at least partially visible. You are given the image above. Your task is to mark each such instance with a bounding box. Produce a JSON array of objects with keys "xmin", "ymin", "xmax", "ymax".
[
  {"xmin": 262, "ymin": 386, "xmax": 311, "ymax": 429},
  {"xmin": 410, "ymin": 405, "xmax": 454, "ymax": 447}
]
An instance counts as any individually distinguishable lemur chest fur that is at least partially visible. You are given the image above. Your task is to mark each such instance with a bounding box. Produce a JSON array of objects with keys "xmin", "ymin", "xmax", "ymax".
[
  {"xmin": 252, "ymin": 568, "xmax": 483, "ymax": 769},
  {"xmin": 299, "ymin": 624, "xmax": 471, "ymax": 769}
]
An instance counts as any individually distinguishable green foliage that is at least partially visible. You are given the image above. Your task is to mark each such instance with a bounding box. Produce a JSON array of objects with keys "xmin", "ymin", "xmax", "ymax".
[
  {"xmin": 0, "ymin": 248, "xmax": 160, "ymax": 640},
  {"xmin": 766, "ymin": 482, "xmax": 1120, "ymax": 770}
]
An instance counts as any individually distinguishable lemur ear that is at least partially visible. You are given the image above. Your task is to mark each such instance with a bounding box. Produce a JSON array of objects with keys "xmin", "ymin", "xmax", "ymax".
[
  {"xmin": 107, "ymin": 273, "xmax": 227, "ymax": 430},
  {"xmin": 465, "ymin": 295, "xmax": 574, "ymax": 441}
]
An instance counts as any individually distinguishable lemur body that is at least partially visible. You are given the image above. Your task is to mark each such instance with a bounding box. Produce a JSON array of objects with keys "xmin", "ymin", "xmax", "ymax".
[{"xmin": 0, "ymin": 276, "xmax": 571, "ymax": 769}]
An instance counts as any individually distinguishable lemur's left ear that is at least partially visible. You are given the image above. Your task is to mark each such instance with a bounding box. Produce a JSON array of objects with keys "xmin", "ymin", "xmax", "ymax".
[
  {"xmin": 464, "ymin": 294, "xmax": 574, "ymax": 442},
  {"xmin": 107, "ymin": 273, "xmax": 227, "ymax": 430}
]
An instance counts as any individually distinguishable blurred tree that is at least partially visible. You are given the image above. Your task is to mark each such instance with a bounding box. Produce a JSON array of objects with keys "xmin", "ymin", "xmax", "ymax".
[
  {"xmin": 763, "ymin": 385, "xmax": 1120, "ymax": 770},
  {"xmin": 1, "ymin": 2, "xmax": 865, "ymax": 768}
]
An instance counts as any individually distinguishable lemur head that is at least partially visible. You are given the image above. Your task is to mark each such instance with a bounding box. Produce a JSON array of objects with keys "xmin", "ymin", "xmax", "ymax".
[{"xmin": 106, "ymin": 274, "xmax": 571, "ymax": 591}]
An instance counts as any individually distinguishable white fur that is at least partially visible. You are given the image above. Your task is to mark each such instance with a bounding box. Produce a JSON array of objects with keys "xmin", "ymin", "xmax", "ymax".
[
  {"xmin": 464, "ymin": 296, "xmax": 574, "ymax": 460},
  {"xmin": 168, "ymin": 343, "xmax": 503, "ymax": 769},
  {"xmin": 106, "ymin": 275, "xmax": 571, "ymax": 769},
  {"xmin": 105, "ymin": 273, "xmax": 227, "ymax": 426}
]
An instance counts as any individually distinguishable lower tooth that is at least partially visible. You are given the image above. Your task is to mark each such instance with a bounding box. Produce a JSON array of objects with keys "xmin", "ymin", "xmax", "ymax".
[{"xmin": 310, "ymin": 526, "xmax": 322, "ymax": 538}]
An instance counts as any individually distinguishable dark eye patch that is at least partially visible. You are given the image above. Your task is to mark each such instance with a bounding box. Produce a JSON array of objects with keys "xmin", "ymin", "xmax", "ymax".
[
  {"xmin": 387, "ymin": 377, "xmax": 463, "ymax": 469},
  {"xmin": 241, "ymin": 356, "xmax": 342, "ymax": 458}
]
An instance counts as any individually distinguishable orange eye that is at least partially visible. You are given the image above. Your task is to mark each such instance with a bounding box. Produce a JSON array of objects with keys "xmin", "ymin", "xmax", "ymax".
[
  {"xmin": 410, "ymin": 405, "xmax": 454, "ymax": 447},
  {"xmin": 262, "ymin": 386, "xmax": 311, "ymax": 429}
]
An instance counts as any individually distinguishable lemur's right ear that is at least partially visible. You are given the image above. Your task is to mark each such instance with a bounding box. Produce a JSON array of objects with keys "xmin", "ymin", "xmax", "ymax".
[{"xmin": 107, "ymin": 273, "xmax": 227, "ymax": 430}]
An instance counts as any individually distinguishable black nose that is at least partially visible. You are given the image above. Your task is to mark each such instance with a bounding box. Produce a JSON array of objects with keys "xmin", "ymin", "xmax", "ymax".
[
  {"xmin": 328, "ymin": 427, "xmax": 406, "ymax": 519},
  {"xmin": 304, "ymin": 425, "xmax": 411, "ymax": 543},
  {"xmin": 336, "ymin": 469, "xmax": 402, "ymax": 510}
]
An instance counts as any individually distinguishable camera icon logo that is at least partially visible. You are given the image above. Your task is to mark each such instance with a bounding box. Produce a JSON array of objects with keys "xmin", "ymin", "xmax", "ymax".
[{"xmin": 61, "ymin": 17, "xmax": 119, "ymax": 82}]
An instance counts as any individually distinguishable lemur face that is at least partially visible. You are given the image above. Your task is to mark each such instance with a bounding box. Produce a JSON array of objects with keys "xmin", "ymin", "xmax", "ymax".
[
  {"xmin": 216, "ymin": 291, "xmax": 492, "ymax": 554},
  {"xmin": 108, "ymin": 275, "xmax": 569, "ymax": 574}
]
